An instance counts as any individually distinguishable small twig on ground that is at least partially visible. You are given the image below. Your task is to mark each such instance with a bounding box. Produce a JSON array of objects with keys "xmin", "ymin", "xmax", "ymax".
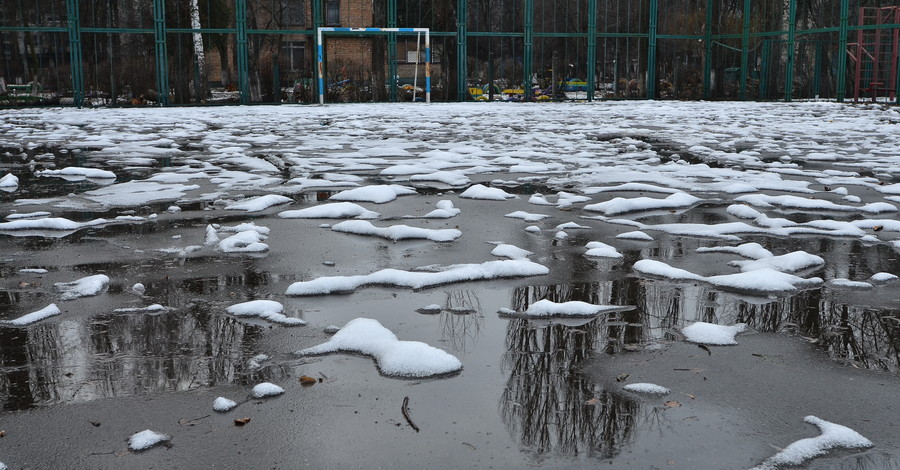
[{"xmin": 401, "ymin": 396, "xmax": 419, "ymax": 433}]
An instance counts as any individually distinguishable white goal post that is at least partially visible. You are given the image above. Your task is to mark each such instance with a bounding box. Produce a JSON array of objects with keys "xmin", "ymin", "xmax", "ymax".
[{"xmin": 316, "ymin": 27, "xmax": 431, "ymax": 105}]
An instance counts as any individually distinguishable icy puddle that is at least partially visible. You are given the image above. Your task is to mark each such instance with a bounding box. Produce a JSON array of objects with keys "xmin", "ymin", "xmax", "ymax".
[{"xmin": 0, "ymin": 102, "xmax": 899, "ymax": 469}]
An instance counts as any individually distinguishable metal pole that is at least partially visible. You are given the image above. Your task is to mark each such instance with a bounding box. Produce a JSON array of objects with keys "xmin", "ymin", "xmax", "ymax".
[
  {"xmin": 739, "ymin": 0, "xmax": 750, "ymax": 100},
  {"xmin": 854, "ymin": 7, "xmax": 863, "ymax": 102},
  {"xmin": 813, "ymin": 42, "xmax": 823, "ymax": 98},
  {"xmin": 760, "ymin": 40, "xmax": 771, "ymax": 98},
  {"xmin": 425, "ymin": 30, "xmax": 431, "ymax": 103},
  {"xmin": 524, "ymin": 0, "xmax": 534, "ymax": 101},
  {"xmin": 785, "ymin": 0, "xmax": 797, "ymax": 102},
  {"xmin": 895, "ymin": 8, "xmax": 900, "ymax": 105},
  {"xmin": 235, "ymin": 0, "xmax": 250, "ymax": 104},
  {"xmin": 456, "ymin": 0, "xmax": 467, "ymax": 101},
  {"xmin": 647, "ymin": 0, "xmax": 658, "ymax": 99},
  {"xmin": 312, "ymin": 0, "xmax": 323, "ymax": 102},
  {"xmin": 65, "ymin": 0, "xmax": 84, "ymax": 107},
  {"xmin": 587, "ymin": 0, "xmax": 597, "ymax": 101},
  {"xmin": 704, "ymin": 0, "xmax": 713, "ymax": 99},
  {"xmin": 152, "ymin": 0, "xmax": 169, "ymax": 106},
  {"xmin": 317, "ymin": 28, "xmax": 325, "ymax": 104},
  {"xmin": 387, "ymin": 0, "xmax": 397, "ymax": 102},
  {"xmin": 836, "ymin": 0, "xmax": 849, "ymax": 102}
]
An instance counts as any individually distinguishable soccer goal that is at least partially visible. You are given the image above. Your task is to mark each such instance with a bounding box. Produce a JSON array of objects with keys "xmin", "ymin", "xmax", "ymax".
[{"xmin": 316, "ymin": 27, "xmax": 431, "ymax": 105}]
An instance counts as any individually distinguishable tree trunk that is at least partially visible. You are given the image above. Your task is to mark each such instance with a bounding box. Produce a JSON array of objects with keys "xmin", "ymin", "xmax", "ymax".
[{"xmin": 190, "ymin": 0, "xmax": 206, "ymax": 102}]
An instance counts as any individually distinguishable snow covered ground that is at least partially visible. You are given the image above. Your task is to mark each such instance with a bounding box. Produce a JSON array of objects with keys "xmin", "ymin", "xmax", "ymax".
[{"xmin": 0, "ymin": 101, "xmax": 898, "ymax": 469}]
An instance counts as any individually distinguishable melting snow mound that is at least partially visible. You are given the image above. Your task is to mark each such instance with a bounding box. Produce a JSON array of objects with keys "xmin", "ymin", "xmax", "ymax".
[
  {"xmin": 128, "ymin": 429, "xmax": 170, "ymax": 451},
  {"xmin": 285, "ymin": 259, "xmax": 548, "ymax": 295},
  {"xmin": 251, "ymin": 382, "xmax": 285, "ymax": 398},
  {"xmin": 752, "ymin": 416, "xmax": 873, "ymax": 470},
  {"xmin": 54, "ymin": 274, "xmax": 110, "ymax": 300},
  {"xmin": 277, "ymin": 202, "xmax": 380, "ymax": 219},
  {"xmin": 623, "ymin": 383, "xmax": 670, "ymax": 395},
  {"xmin": 226, "ymin": 300, "xmax": 306, "ymax": 326},
  {"xmin": 331, "ymin": 220, "xmax": 462, "ymax": 242},
  {"xmin": 459, "ymin": 184, "xmax": 516, "ymax": 200},
  {"xmin": 509, "ymin": 299, "xmax": 633, "ymax": 318},
  {"xmin": 213, "ymin": 397, "xmax": 238, "ymax": 412},
  {"xmin": 681, "ymin": 321, "xmax": 747, "ymax": 345},
  {"xmin": 225, "ymin": 194, "xmax": 293, "ymax": 212},
  {"xmin": 297, "ymin": 318, "xmax": 462, "ymax": 378},
  {"xmin": 1, "ymin": 303, "xmax": 61, "ymax": 326}
]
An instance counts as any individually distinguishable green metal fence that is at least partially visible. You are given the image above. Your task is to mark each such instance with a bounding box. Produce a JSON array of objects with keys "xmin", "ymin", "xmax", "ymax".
[{"xmin": 2, "ymin": 0, "xmax": 899, "ymax": 106}]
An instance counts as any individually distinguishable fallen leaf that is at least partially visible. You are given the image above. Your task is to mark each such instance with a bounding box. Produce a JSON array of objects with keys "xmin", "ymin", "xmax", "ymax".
[
  {"xmin": 698, "ymin": 344, "xmax": 711, "ymax": 355},
  {"xmin": 873, "ymin": 225, "xmax": 883, "ymax": 231},
  {"xmin": 299, "ymin": 375, "xmax": 317, "ymax": 386},
  {"xmin": 585, "ymin": 398, "xmax": 601, "ymax": 405},
  {"xmin": 89, "ymin": 421, "xmax": 101, "ymax": 427},
  {"xmin": 234, "ymin": 418, "xmax": 251, "ymax": 426},
  {"xmin": 664, "ymin": 401, "xmax": 681, "ymax": 408},
  {"xmin": 685, "ymin": 394, "xmax": 695, "ymax": 400},
  {"xmin": 615, "ymin": 373, "xmax": 630, "ymax": 382}
]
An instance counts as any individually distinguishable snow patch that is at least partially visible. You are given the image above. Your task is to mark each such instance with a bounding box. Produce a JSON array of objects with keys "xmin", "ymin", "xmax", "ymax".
[
  {"xmin": 251, "ymin": 382, "xmax": 285, "ymax": 398},
  {"xmin": 681, "ymin": 321, "xmax": 747, "ymax": 345},
  {"xmin": 128, "ymin": 430, "xmax": 170, "ymax": 451},
  {"xmin": 296, "ymin": 318, "xmax": 462, "ymax": 378},
  {"xmin": 1, "ymin": 304, "xmax": 61, "ymax": 326},
  {"xmin": 331, "ymin": 220, "xmax": 462, "ymax": 242},
  {"xmin": 278, "ymin": 202, "xmax": 380, "ymax": 219},
  {"xmin": 623, "ymin": 383, "xmax": 670, "ymax": 395},
  {"xmin": 751, "ymin": 416, "xmax": 873, "ymax": 470},
  {"xmin": 213, "ymin": 397, "xmax": 238, "ymax": 412},
  {"xmin": 286, "ymin": 259, "xmax": 548, "ymax": 295},
  {"xmin": 54, "ymin": 274, "xmax": 110, "ymax": 300},
  {"xmin": 226, "ymin": 300, "xmax": 306, "ymax": 326}
]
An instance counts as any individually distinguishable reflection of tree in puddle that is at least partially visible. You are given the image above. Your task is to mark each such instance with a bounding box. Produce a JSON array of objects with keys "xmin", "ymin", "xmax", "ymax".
[
  {"xmin": 501, "ymin": 284, "xmax": 639, "ymax": 460},
  {"xmin": 438, "ymin": 290, "xmax": 483, "ymax": 353},
  {"xmin": 629, "ymin": 277, "xmax": 900, "ymax": 372},
  {"xmin": 734, "ymin": 291, "xmax": 899, "ymax": 372},
  {"xmin": 0, "ymin": 302, "xmax": 292, "ymax": 411}
]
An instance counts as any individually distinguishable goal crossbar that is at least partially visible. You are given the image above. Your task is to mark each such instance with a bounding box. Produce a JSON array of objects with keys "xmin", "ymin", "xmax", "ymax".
[{"xmin": 317, "ymin": 27, "xmax": 431, "ymax": 104}]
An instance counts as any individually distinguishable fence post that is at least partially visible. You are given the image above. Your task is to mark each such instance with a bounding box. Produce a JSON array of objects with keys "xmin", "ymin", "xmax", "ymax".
[
  {"xmin": 524, "ymin": 0, "xmax": 534, "ymax": 101},
  {"xmin": 587, "ymin": 0, "xmax": 597, "ymax": 101},
  {"xmin": 739, "ymin": 0, "xmax": 750, "ymax": 100},
  {"xmin": 312, "ymin": 0, "xmax": 323, "ymax": 102},
  {"xmin": 784, "ymin": 0, "xmax": 797, "ymax": 102},
  {"xmin": 388, "ymin": 0, "xmax": 398, "ymax": 102},
  {"xmin": 235, "ymin": 0, "xmax": 250, "ymax": 104},
  {"xmin": 152, "ymin": 0, "xmax": 169, "ymax": 106},
  {"xmin": 836, "ymin": 0, "xmax": 849, "ymax": 101},
  {"xmin": 456, "ymin": 0, "xmax": 467, "ymax": 101},
  {"xmin": 647, "ymin": 0, "xmax": 658, "ymax": 99},
  {"xmin": 65, "ymin": 0, "xmax": 84, "ymax": 107},
  {"xmin": 703, "ymin": 0, "xmax": 713, "ymax": 99}
]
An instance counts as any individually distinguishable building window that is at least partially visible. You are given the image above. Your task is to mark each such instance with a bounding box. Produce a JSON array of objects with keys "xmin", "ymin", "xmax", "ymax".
[
  {"xmin": 282, "ymin": 41, "xmax": 306, "ymax": 73},
  {"xmin": 282, "ymin": 0, "xmax": 305, "ymax": 27},
  {"xmin": 325, "ymin": 0, "xmax": 340, "ymax": 26}
]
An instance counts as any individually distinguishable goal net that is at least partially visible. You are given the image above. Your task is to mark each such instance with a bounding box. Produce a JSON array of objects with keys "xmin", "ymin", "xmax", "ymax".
[{"xmin": 316, "ymin": 27, "xmax": 431, "ymax": 105}]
